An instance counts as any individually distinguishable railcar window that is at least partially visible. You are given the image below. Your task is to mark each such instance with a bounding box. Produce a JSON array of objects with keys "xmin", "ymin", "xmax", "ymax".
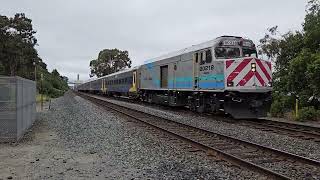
[
  {"xmin": 206, "ymin": 49, "xmax": 212, "ymax": 63},
  {"xmin": 243, "ymin": 48, "xmax": 258, "ymax": 58},
  {"xmin": 215, "ymin": 47, "xmax": 240, "ymax": 59}
]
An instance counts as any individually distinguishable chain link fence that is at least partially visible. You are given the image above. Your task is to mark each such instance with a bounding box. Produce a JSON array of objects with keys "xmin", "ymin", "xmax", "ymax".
[{"xmin": 0, "ymin": 76, "xmax": 36, "ymax": 142}]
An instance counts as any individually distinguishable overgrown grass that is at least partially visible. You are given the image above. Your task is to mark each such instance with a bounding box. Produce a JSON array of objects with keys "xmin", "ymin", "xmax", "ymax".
[{"xmin": 36, "ymin": 94, "xmax": 50, "ymax": 102}]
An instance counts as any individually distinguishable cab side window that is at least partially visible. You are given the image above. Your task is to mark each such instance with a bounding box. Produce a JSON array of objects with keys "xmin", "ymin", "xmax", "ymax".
[
  {"xmin": 194, "ymin": 53, "xmax": 198, "ymax": 63},
  {"xmin": 200, "ymin": 51, "xmax": 205, "ymax": 65},
  {"xmin": 206, "ymin": 49, "xmax": 212, "ymax": 63}
]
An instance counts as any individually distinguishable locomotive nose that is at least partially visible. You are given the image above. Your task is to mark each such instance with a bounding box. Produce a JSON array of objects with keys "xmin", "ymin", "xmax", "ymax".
[
  {"xmin": 254, "ymin": 58, "xmax": 272, "ymax": 87},
  {"xmin": 226, "ymin": 58, "xmax": 272, "ymax": 88}
]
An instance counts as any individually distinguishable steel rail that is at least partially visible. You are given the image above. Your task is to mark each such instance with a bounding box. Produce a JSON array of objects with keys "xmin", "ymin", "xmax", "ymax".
[{"xmin": 77, "ymin": 92, "xmax": 320, "ymax": 179}]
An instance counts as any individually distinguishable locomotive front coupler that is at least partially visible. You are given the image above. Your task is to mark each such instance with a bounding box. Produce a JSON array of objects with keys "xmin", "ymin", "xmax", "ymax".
[{"xmin": 225, "ymin": 91, "xmax": 244, "ymax": 103}]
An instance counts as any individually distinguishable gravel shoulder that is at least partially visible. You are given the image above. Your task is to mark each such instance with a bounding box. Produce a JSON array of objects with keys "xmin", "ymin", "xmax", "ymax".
[
  {"xmin": 96, "ymin": 95, "xmax": 320, "ymax": 161},
  {"xmin": 0, "ymin": 92, "xmax": 263, "ymax": 179}
]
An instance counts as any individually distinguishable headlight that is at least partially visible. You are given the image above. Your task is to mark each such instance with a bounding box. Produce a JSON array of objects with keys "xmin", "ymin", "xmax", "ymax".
[
  {"xmin": 267, "ymin": 81, "xmax": 272, "ymax": 87},
  {"xmin": 251, "ymin": 63, "xmax": 256, "ymax": 72},
  {"xmin": 227, "ymin": 81, "xmax": 234, "ymax": 87}
]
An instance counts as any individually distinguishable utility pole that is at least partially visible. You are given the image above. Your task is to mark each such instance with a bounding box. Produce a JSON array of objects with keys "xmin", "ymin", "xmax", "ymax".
[
  {"xmin": 41, "ymin": 73, "xmax": 43, "ymax": 111},
  {"xmin": 33, "ymin": 61, "xmax": 37, "ymax": 82}
]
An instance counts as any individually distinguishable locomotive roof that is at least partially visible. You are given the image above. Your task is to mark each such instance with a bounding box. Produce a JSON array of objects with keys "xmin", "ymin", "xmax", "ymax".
[
  {"xmin": 146, "ymin": 36, "xmax": 252, "ymax": 63},
  {"xmin": 79, "ymin": 36, "xmax": 252, "ymax": 85},
  {"xmin": 82, "ymin": 66, "xmax": 139, "ymax": 83}
]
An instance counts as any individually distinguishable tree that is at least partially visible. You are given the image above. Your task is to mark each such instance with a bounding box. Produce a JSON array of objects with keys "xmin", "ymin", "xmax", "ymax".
[
  {"xmin": 0, "ymin": 60, "xmax": 3, "ymax": 73},
  {"xmin": 0, "ymin": 13, "xmax": 69, "ymax": 98},
  {"xmin": 52, "ymin": 69, "xmax": 60, "ymax": 77},
  {"xmin": 89, "ymin": 48, "xmax": 132, "ymax": 77},
  {"xmin": 258, "ymin": 0, "xmax": 320, "ymax": 116},
  {"xmin": 0, "ymin": 13, "xmax": 38, "ymax": 77},
  {"xmin": 304, "ymin": 0, "xmax": 320, "ymax": 52}
]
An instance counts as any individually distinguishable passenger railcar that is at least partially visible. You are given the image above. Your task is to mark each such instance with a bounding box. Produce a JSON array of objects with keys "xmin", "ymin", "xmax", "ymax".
[
  {"xmin": 76, "ymin": 36, "xmax": 272, "ymax": 119},
  {"xmin": 77, "ymin": 67, "xmax": 138, "ymax": 97}
]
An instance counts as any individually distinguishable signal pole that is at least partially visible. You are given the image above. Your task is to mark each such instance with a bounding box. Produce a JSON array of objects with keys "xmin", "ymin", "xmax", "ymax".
[{"xmin": 41, "ymin": 73, "xmax": 43, "ymax": 111}]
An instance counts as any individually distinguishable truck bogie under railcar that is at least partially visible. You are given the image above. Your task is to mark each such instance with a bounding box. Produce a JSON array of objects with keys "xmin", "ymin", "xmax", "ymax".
[{"xmin": 139, "ymin": 90, "xmax": 271, "ymax": 119}]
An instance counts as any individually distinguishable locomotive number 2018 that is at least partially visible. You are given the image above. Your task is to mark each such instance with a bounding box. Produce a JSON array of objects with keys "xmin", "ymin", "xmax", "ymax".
[{"xmin": 200, "ymin": 65, "xmax": 214, "ymax": 72}]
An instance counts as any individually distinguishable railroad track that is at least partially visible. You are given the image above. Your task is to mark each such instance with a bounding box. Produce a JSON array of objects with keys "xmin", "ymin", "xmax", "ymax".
[
  {"xmin": 227, "ymin": 119, "xmax": 320, "ymax": 143},
  {"xmin": 85, "ymin": 93, "xmax": 320, "ymax": 143},
  {"xmin": 201, "ymin": 114, "xmax": 320, "ymax": 143},
  {"xmin": 77, "ymin": 92, "xmax": 320, "ymax": 180}
]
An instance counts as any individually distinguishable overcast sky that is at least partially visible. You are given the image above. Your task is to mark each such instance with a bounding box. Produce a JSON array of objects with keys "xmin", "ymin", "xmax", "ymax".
[{"xmin": 1, "ymin": 0, "xmax": 308, "ymax": 81}]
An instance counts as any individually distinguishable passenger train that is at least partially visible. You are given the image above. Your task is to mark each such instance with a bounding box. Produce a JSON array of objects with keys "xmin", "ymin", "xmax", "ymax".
[{"xmin": 76, "ymin": 36, "xmax": 272, "ymax": 119}]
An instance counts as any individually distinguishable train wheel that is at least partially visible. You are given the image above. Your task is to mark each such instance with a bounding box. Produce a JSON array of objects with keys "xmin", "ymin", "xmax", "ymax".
[{"xmin": 147, "ymin": 94, "xmax": 153, "ymax": 103}]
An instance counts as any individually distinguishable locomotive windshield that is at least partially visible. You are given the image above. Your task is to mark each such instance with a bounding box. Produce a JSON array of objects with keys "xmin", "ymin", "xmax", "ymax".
[
  {"xmin": 215, "ymin": 47, "xmax": 258, "ymax": 59},
  {"xmin": 243, "ymin": 48, "xmax": 258, "ymax": 58},
  {"xmin": 215, "ymin": 47, "xmax": 241, "ymax": 59}
]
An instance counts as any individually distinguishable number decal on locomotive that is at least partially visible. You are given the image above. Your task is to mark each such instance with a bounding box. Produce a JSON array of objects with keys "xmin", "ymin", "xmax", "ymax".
[{"xmin": 200, "ymin": 65, "xmax": 214, "ymax": 72}]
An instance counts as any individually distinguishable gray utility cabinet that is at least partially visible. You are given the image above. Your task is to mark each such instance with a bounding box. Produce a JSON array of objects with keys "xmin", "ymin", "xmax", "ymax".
[{"xmin": 0, "ymin": 76, "xmax": 36, "ymax": 142}]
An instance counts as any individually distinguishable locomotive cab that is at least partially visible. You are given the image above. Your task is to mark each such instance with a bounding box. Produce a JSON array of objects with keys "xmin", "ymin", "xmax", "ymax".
[{"xmin": 199, "ymin": 37, "xmax": 272, "ymax": 118}]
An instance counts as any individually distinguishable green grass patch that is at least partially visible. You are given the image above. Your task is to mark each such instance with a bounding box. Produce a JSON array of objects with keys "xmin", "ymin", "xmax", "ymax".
[{"xmin": 36, "ymin": 94, "xmax": 50, "ymax": 102}]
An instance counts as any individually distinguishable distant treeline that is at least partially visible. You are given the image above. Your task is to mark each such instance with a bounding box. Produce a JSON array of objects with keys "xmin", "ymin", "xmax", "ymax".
[{"xmin": 0, "ymin": 13, "xmax": 68, "ymax": 98}]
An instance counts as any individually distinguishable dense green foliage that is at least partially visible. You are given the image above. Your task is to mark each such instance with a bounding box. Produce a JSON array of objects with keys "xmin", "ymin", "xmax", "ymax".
[
  {"xmin": 90, "ymin": 48, "xmax": 132, "ymax": 77},
  {"xmin": 259, "ymin": 0, "xmax": 320, "ymax": 120},
  {"xmin": 38, "ymin": 68, "xmax": 69, "ymax": 98},
  {"xmin": 0, "ymin": 13, "xmax": 68, "ymax": 98},
  {"xmin": 296, "ymin": 106, "xmax": 320, "ymax": 121}
]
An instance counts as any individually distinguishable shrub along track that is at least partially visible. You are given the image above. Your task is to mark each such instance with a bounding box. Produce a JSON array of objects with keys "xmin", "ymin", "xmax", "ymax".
[{"xmin": 76, "ymin": 92, "xmax": 320, "ymax": 180}]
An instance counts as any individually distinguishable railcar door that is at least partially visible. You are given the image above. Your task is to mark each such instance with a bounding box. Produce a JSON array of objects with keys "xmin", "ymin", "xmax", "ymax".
[
  {"xmin": 129, "ymin": 70, "xmax": 137, "ymax": 93},
  {"xmin": 198, "ymin": 49, "xmax": 224, "ymax": 90},
  {"xmin": 160, "ymin": 65, "xmax": 168, "ymax": 88},
  {"xmin": 193, "ymin": 52, "xmax": 200, "ymax": 89}
]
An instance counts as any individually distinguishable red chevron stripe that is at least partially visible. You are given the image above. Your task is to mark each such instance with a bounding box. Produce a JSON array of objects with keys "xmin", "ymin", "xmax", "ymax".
[
  {"xmin": 255, "ymin": 71, "xmax": 265, "ymax": 86},
  {"xmin": 237, "ymin": 70, "xmax": 254, "ymax": 86},
  {"xmin": 256, "ymin": 59, "xmax": 271, "ymax": 81},
  {"xmin": 227, "ymin": 58, "xmax": 252, "ymax": 82},
  {"xmin": 266, "ymin": 61, "xmax": 272, "ymax": 70},
  {"xmin": 226, "ymin": 60, "xmax": 234, "ymax": 69}
]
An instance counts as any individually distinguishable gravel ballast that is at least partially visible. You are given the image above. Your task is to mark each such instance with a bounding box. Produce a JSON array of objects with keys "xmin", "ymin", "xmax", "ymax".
[
  {"xmin": 100, "ymin": 95, "xmax": 320, "ymax": 161},
  {"xmin": 0, "ymin": 92, "xmax": 265, "ymax": 179}
]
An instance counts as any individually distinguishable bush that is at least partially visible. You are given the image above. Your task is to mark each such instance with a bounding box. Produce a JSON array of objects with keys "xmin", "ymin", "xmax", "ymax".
[
  {"xmin": 296, "ymin": 106, "xmax": 320, "ymax": 121},
  {"xmin": 270, "ymin": 94, "xmax": 295, "ymax": 117},
  {"xmin": 270, "ymin": 100, "xmax": 285, "ymax": 117},
  {"xmin": 37, "ymin": 68, "xmax": 69, "ymax": 98}
]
